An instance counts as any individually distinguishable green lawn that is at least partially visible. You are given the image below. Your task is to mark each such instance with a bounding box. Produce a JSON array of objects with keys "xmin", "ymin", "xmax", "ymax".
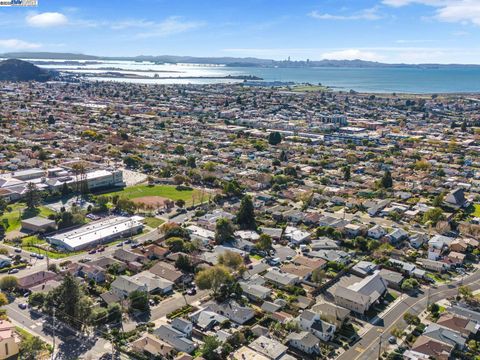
[
  {"xmin": 0, "ymin": 203, "xmax": 55, "ymax": 233},
  {"xmin": 473, "ymin": 204, "xmax": 480, "ymax": 217},
  {"xmin": 103, "ymin": 185, "xmax": 204, "ymax": 205},
  {"xmin": 144, "ymin": 217, "xmax": 164, "ymax": 228},
  {"xmin": 21, "ymin": 235, "xmax": 83, "ymax": 259}
]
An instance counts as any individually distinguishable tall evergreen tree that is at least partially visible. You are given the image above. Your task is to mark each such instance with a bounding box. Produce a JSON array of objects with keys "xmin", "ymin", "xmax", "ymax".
[
  {"xmin": 380, "ymin": 169, "xmax": 393, "ymax": 189},
  {"xmin": 236, "ymin": 195, "xmax": 256, "ymax": 230}
]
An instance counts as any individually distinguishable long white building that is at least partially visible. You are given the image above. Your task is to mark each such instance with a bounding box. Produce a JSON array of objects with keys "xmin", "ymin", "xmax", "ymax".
[{"xmin": 48, "ymin": 216, "xmax": 144, "ymax": 251}]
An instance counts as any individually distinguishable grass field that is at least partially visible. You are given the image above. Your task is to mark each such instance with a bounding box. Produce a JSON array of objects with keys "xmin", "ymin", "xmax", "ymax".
[
  {"xmin": 103, "ymin": 185, "xmax": 204, "ymax": 205},
  {"xmin": 21, "ymin": 235, "xmax": 83, "ymax": 259},
  {"xmin": 0, "ymin": 203, "xmax": 55, "ymax": 233},
  {"xmin": 473, "ymin": 204, "xmax": 480, "ymax": 217},
  {"xmin": 144, "ymin": 217, "xmax": 165, "ymax": 228}
]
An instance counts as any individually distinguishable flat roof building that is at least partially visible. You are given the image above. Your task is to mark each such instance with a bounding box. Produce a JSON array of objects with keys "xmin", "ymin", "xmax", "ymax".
[{"xmin": 48, "ymin": 216, "xmax": 143, "ymax": 251}]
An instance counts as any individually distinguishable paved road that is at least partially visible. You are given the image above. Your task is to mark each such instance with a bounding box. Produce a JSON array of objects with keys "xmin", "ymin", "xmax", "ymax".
[{"xmin": 337, "ymin": 270, "xmax": 480, "ymax": 360}]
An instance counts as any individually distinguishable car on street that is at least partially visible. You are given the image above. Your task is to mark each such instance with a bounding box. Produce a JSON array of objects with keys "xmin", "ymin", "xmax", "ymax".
[
  {"xmin": 30, "ymin": 253, "xmax": 39, "ymax": 258},
  {"xmin": 37, "ymin": 254, "xmax": 44, "ymax": 260},
  {"xmin": 18, "ymin": 303, "xmax": 28, "ymax": 310},
  {"xmin": 187, "ymin": 288, "xmax": 197, "ymax": 296},
  {"xmin": 14, "ymin": 248, "xmax": 22, "ymax": 253},
  {"xmin": 88, "ymin": 249, "xmax": 96, "ymax": 254},
  {"xmin": 8, "ymin": 269, "xmax": 19, "ymax": 274},
  {"xmin": 116, "ymin": 242, "xmax": 124, "ymax": 247},
  {"xmin": 388, "ymin": 336, "xmax": 397, "ymax": 344}
]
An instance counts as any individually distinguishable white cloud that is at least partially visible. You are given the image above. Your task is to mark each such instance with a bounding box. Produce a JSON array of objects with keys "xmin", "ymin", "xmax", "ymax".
[
  {"xmin": 309, "ymin": 7, "xmax": 382, "ymax": 20},
  {"xmin": 321, "ymin": 49, "xmax": 383, "ymax": 61},
  {"xmin": 383, "ymin": 0, "xmax": 480, "ymax": 26},
  {"xmin": 0, "ymin": 39, "xmax": 41, "ymax": 50},
  {"xmin": 26, "ymin": 12, "xmax": 68, "ymax": 28},
  {"xmin": 135, "ymin": 16, "xmax": 205, "ymax": 38}
]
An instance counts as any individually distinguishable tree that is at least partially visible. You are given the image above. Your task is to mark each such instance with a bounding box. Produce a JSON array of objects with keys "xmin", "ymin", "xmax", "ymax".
[
  {"xmin": 19, "ymin": 336, "xmax": 47, "ymax": 360},
  {"xmin": 343, "ymin": 165, "xmax": 351, "ymax": 181},
  {"xmin": 25, "ymin": 182, "xmax": 41, "ymax": 209},
  {"xmin": 175, "ymin": 254, "xmax": 193, "ymax": 272},
  {"xmin": 255, "ymin": 233, "xmax": 272, "ymax": 251},
  {"xmin": 44, "ymin": 273, "xmax": 91, "ymax": 330},
  {"xmin": 380, "ymin": 170, "xmax": 393, "ymax": 189},
  {"xmin": 47, "ymin": 114, "xmax": 55, "ymax": 124},
  {"xmin": 195, "ymin": 265, "xmax": 233, "ymax": 297},
  {"xmin": 236, "ymin": 195, "xmax": 256, "ymax": 230},
  {"xmin": 28, "ymin": 292, "xmax": 46, "ymax": 308},
  {"xmin": 423, "ymin": 207, "xmax": 445, "ymax": 225},
  {"xmin": 129, "ymin": 290, "xmax": 149, "ymax": 314},
  {"xmin": 403, "ymin": 312, "xmax": 420, "ymax": 326},
  {"xmin": 173, "ymin": 145, "xmax": 185, "ymax": 155},
  {"xmin": 165, "ymin": 237, "xmax": 188, "ymax": 253},
  {"xmin": 279, "ymin": 149, "xmax": 288, "ymax": 162},
  {"xmin": 107, "ymin": 303, "xmax": 122, "ymax": 323},
  {"xmin": 218, "ymin": 251, "xmax": 243, "ymax": 270},
  {"xmin": 223, "ymin": 180, "xmax": 243, "ymax": 197},
  {"xmin": 459, "ymin": 285, "xmax": 473, "ymax": 300},
  {"xmin": 0, "ymin": 292, "xmax": 7, "ymax": 306},
  {"xmin": 0, "ymin": 197, "xmax": 7, "ymax": 216},
  {"xmin": 187, "ymin": 155, "xmax": 197, "ymax": 168},
  {"xmin": 0, "ymin": 276, "xmax": 18, "ymax": 291},
  {"xmin": 0, "ymin": 224, "xmax": 4, "ymax": 240},
  {"xmin": 311, "ymin": 268, "xmax": 326, "ymax": 284},
  {"xmin": 401, "ymin": 278, "xmax": 419, "ymax": 292},
  {"xmin": 201, "ymin": 335, "xmax": 222, "ymax": 360},
  {"xmin": 268, "ymin": 131, "xmax": 282, "ymax": 146},
  {"xmin": 175, "ymin": 199, "xmax": 186, "ymax": 208},
  {"xmin": 215, "ymin": 218, "xmax": 235, "ymax": 245}
]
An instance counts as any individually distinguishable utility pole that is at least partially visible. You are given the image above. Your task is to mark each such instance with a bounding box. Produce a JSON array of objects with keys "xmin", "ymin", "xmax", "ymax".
[
  {"xmin": 51, "ymin": 308, "xmax": 55, "ymax": 360},
  {"xmin": 377, "ymin": 334, "xmax": 383, "ymax": 360}
]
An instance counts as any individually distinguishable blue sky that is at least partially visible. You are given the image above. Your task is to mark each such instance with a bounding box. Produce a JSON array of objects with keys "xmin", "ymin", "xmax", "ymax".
[{"xmin": 1, "ymin": 0, "xmax": 480, "ymax": 63}]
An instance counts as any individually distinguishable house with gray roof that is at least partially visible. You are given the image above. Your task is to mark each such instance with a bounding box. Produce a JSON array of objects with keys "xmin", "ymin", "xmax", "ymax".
[
  {"xmin": 287, "ymin": 331, "xmax": 321, "ymax": 355},
  {"xmin": 153, "ymin": 324, "xmax": 196, "ymax": 354}
]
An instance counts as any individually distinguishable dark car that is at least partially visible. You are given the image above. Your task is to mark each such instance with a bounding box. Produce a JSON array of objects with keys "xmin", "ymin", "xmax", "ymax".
[
  {"xmin": 187, "ymin": 288, "xmax": 197, "ymax": 296},
  {"xmin": 18, "ymin": 303, "xmax": 28, "ymax": 310},
  {"xmin": 88, "ymin": 249, "xmax": 96, "ymax": 254}
]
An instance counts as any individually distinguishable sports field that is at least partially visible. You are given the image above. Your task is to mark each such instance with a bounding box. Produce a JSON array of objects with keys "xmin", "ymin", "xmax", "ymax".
[{"xmin": 103, "ymin": 184, "xmax": 205, "ymax": 206}]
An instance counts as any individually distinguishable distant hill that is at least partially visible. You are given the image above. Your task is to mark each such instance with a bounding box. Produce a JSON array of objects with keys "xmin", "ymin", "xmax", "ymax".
[
  {"xmin": 2, "ymin": 52, "xmax": 480, "ymax": 69},
  {"xmin": 0, "ymin": 59, "xmax": 54, "ymax": 82}
]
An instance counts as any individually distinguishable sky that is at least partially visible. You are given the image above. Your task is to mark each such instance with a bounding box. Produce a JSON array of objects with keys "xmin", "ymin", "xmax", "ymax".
[{"xmin": 2, "ymin": 0, "xmax": 480, "ymax": 63}]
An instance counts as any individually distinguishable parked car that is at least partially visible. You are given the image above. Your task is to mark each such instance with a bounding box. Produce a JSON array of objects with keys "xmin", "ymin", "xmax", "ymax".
[
  {"xmin": 388, "ymin": 336, "xmax": 397, "ymax": 344},
  {"xmin": 14, "ymin": 248, "xmax": 22, "ymax": 253},
  {"xmin": 8, "ymin": 268, "xmax": 19, "ymax": 274},
  {"xmin": 88, "ymin": 249, "xmax": 96, "ymax": 254},
  {"xmin": 37, "ymin": 254, "xmax": 45, "ymax": 260},
  {"xmin": 187, "ymin": 288, "xmax": 197, "ymax": 296}
]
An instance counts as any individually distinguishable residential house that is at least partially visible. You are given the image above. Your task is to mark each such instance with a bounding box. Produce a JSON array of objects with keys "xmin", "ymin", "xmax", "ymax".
[
  {"xmin": 263, "ymin": 268, "xmax": 300, "ymax": 288},
  {"xmin": 130, "ymin": 334, "xmax": 174, "ymax": 358},
  {"xmin": 149, "ymin": 261, "xmax": 189, "ymax": 284},
  {"xmin": 17, "ymin": 271, "xmax": 57, "ymax": 290},
  {"xmin": 297, "ymin": 310, "xmax": 336, "ymax": 341},
  {"xmin": 444, "ymin": 187, "xmax": 467, "ymax": 209},
  {"xmin": 367, "ymin": 225, "xmax": 387, "ymax": 239},
  {"xmin": 203, "ymin": 300, "xmax": 254, "ymax": 325},
  {"xmin": 311, "ymin": 300, "xmax": 350, "ymax": 328},
  {"xmin": 410, "ymin": 335, "xmax": 453, "ymax": 360},
  {"xmin": 0, "ymin": 320, "xmax": 20, "ymax": 359},
  {"xmin": 287, "ymin": 331, "xmax": 321, "ymax": 355},
  {"xmin": 153, "ymin": 324, "xmax": 196, "ymax": 354},
  {"xmin": 333, "ymin": 270, "xmax": 387, "ymax": 314},
  {"xmin": 110, "ymin": 275, "xmax": 148, "ymax": 299},
  {"xmin": 436, "ymin": 313, "xmax": 479, "ymax": 337},
  {"xmin": 248, "ymin": 336, "xmax": 288, "ymax": 360}
]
